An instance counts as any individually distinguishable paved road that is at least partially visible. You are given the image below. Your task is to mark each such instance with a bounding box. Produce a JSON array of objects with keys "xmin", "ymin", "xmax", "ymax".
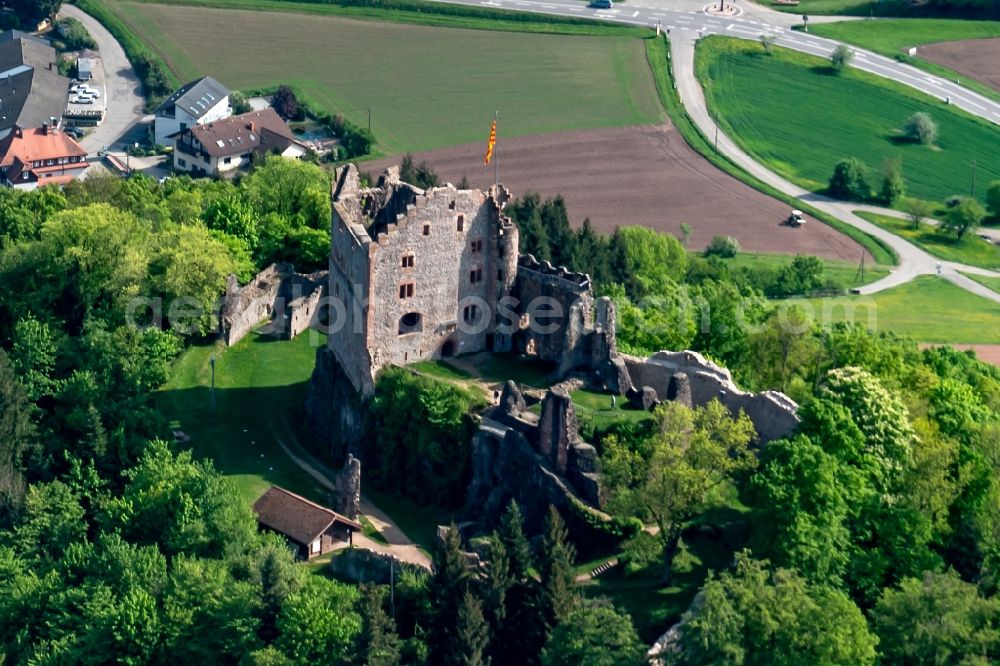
[
  {"xmin": 669, "ymin": 34, "xmax": 1000, "ymax": 302},
  {"xmin": 59, "ymin": 5, "xmax": 147, "ymax": 153},
  {"xmin": 437, "ymin": 0, "xmax": 1000, "ymax": 126}
]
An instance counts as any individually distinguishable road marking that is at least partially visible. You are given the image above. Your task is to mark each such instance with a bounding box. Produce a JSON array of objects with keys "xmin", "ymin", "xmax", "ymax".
[{"xmin": 632, "ymin": 10, "xmax": 639, "ymax": 16}]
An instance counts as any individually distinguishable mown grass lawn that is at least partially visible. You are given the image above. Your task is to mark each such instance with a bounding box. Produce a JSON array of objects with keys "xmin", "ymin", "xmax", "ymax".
[
  {"xmin": 695, "ymin": 37, "xmax": 1000, "ymax": 206},
  {"xmin": 110, "ymin": 0, "xmax": 665, "ymax": 153},
  {"xmin": 157, "ymin": 330, "xmax": 330, "ymax": 504},
  {"xmin": 158, "ymin": 330, "xmax": 444, "ymax": 551},
  {"xmin": 855, "ymin": 211, "xmax": 1000, "ymax": 270},
  {"xmin": 792, "ymin": 275, "xmax": 1000, "ymax": 343}
]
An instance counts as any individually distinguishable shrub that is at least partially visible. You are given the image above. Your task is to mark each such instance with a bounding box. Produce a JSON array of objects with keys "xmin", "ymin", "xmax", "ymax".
[
  {"xmin": 55, "ymin": 17, "xmax": 97, "ymax": 51},
  {"xmin": 879, "ymin": 158, "xmax": 906, "ymax": 206},
  {"xmin": 828, "ymin": 158, "xmax": 870, "ymax": 201},
  {"xmin": 704, "ymin": 235, "xmax": 740, "ymax": 258},
  {"xmin": 230, "ymin": 91, "xmax": 253, "ymax": 115},
  {"xmin": 903, "ymin": 112, "xmax": 938, "ymax": 145},
  {"xmin": 272, "ymin": 85, "xmax": 302, "ymax": 121},
  {"xmin": 366, "ymin": 368, "xmax": 486, "ymax": 507},
  {"xmin": 766, "ymin": 255, "xmax": 826, "ymax": 298},
  {"xmin": 830, "ymin": 44, "xmax": 854, "ymax": 72},
  {"xmin": 986, "ymin": 180, "xmax": 1000, "ymax": 220}
]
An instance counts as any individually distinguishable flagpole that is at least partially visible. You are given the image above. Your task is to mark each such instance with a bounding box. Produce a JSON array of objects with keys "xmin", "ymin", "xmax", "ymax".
[{"xmin": 494, "ymin": 109, "xmax": 499, "ymax": 190}]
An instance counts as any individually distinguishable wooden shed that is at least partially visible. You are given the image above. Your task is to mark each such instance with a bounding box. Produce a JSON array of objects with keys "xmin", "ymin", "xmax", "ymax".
[{"xmin": 252, "ymin": 485, "xmax": 361, "ymax": 560}]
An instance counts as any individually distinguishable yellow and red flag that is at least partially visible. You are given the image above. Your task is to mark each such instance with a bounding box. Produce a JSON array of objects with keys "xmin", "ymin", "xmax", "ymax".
[{"xmin": 484, "ymin": 118, "xmax": 496, "ymax": 165}]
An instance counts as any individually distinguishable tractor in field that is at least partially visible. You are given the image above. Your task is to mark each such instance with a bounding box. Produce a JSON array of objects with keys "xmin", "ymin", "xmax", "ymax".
[{"xmin": 786, "ymin": 209, "xmax": 806, "ymax": 227}]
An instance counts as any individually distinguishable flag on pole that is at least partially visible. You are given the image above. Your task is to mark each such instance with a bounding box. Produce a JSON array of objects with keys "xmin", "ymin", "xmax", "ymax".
[{"xmin": 484, "ymin": 118, "xmax": 496, "ymax": 165}]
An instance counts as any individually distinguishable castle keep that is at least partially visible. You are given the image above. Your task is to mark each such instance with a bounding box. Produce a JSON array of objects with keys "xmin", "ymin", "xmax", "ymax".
[{"xmin": 327, "ymin": 164, "xmax": 519, "ymax": 395}]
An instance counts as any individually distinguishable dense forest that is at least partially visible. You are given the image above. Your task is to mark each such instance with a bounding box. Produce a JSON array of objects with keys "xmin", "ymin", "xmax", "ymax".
[{"xmin": 0, "ymin": 163, "xmax": 997, "ymax": 664}]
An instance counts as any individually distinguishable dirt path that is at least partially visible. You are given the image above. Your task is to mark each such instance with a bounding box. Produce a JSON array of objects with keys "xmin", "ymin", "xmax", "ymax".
[
  {"xmin": 364, "ymin": 124, "xmax": 873, "ymax": 263},
  {"xmin": 274, "ymin": 437, "xmax": 431, "ymax": 568}
]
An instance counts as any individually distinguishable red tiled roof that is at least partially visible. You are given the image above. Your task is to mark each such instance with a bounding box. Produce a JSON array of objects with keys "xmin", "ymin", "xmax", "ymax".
[
  {"xmin": 0, "ymin": 125, "xmax": 86, "ymax": 168},
  {"xmin": 252, "ymin": 485, "xmax": 361, "ymax": 546}
]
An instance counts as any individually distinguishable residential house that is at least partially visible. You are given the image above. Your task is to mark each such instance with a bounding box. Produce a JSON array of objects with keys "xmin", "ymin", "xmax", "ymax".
[
  {"xmin": 171, "ymin": 107, "xmax": 309, "ymax": 176},
  {"xmin": 252, "ymin": 485, "xmax": 361, "ymax": 560},
  {"xmin": 0, "ymin": 30, "xmax": 69, "ymax": 140},
  {"xmin": 0, "ymin": 122, "xmax": 88, "ymax": 189},
  {"xmin": 154, "ymin": 76, "xmax": 231, "ymax": 147}
]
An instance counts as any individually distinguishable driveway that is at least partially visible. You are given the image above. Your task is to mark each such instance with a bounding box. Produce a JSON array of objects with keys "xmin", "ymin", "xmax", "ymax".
[{"xmin": 59, "ymin": 5, "xmax": 147, "ymax": 153}]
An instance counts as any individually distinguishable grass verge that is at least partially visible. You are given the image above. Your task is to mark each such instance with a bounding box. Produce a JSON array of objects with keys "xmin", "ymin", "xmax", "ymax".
[
  {"xmin": 855, "ymin": 211, "xmax": 1000, "ymax": 270},
  {"xmin": 790, "ymin": 275, "xmax": 1000, "ymax": 343},
  {"xmin": 695, "ymin": 37, "xmax": 1000, "ymax": 206},
  {"xmin": 962, "ymin": 272, "xmax": 1000, "ymax": 295},
  {"xmin": 646, "ymin": 35, "xmax": 897, "ymax": 267}
]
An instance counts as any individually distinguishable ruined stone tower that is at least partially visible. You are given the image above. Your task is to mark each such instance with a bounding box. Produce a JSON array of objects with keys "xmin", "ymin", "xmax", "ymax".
[{"xmin": 327, "ymin": 164, "xmax": 519, "ymax": 395}]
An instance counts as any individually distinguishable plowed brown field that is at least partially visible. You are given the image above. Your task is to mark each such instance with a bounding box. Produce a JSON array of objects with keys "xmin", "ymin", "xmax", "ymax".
[{"xmin": 364, "ymin": 124, "xmax": 873, "ymax": 262}]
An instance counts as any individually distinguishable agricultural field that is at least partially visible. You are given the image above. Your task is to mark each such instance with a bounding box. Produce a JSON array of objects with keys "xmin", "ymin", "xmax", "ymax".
[
  {"xmin": 363, "ymin": 125, "xmax": 878, "ymax": 262},
  {"xmin": 794, "ymin": 276, "xmax": 1000, "ymax": 344},
  {"xmin": 856, "ymin": 211, "xmax": 1000, "ymax": 270},
  {"xmin": 695, "ymin": 37, "xmax": 1000, "ymax": 206},
  {"xmin": 109, "ymin": 0, "xmax": 665, "ymax": 153}
]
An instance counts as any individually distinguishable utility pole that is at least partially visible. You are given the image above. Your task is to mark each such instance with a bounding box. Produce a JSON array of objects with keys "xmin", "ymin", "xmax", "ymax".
[
  {"xmin": 714, "ymin": 125, "xmax": 719, "ymax": 153},
  {"xmin": 971, "ymin": 159, "xmax": 977, "ymax": 198},
  {"xmin": 368, "ymin": 107, "xmax": 371, "ymax": 133},
  {"xmin": 210, "ymin": 354, "xmax": 216, "ymax": 412}
]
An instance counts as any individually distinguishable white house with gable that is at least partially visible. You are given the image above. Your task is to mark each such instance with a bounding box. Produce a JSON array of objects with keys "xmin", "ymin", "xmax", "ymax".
[{"xmin": 154, "ymin": 76, "xmax": 231, "ymax": 147}]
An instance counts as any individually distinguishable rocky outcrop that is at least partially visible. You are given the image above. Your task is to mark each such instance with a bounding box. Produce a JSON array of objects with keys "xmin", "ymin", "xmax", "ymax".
[
  {"xmin": 335, "ymin": 454, "xmax": 361, "ymax": 520},
  {"xmin": 499, "ymin": 380, "xmax": 527, "ymax": 415},
  {"xmin": 304, "ymin": 346, "xmax": 366, "ymax": 461}
]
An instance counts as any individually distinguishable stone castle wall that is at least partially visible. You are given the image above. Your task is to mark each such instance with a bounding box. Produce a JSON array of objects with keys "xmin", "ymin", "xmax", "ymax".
[
  {"xmin": 622, "ymin": 350, "xmax": 799, "ymax": 443},
  {"xmin": 218, "ymin": 262, "xmax": 327, "ymax": 346}
]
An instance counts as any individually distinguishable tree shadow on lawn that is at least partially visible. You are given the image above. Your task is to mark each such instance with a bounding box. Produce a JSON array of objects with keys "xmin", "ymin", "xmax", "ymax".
[
  {"xmin": 159, "ymin": 381, "xmax": 452, "ymax": 551},
  {"xmin": 157, "ymin": 382, "xmax": 336, "ymax": 505},
  {"xmin": 809, "ymin": 65, "xmax": 843, "ymax": 77}
]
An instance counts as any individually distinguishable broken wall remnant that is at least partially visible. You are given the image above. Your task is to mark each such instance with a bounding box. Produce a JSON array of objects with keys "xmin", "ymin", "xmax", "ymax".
[
  {"xmin": 219, "ymin": 262, "xmax": 327, "ymax": 346},
  {"xmin": 622, "ymin": 351, "xmax": 799, "ymax": 443}
]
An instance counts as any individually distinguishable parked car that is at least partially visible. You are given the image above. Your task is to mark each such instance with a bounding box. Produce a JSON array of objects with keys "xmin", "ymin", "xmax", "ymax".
[{"xmin": 72, "ymin": 97, "xmax": 94, "ymax": 105}]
